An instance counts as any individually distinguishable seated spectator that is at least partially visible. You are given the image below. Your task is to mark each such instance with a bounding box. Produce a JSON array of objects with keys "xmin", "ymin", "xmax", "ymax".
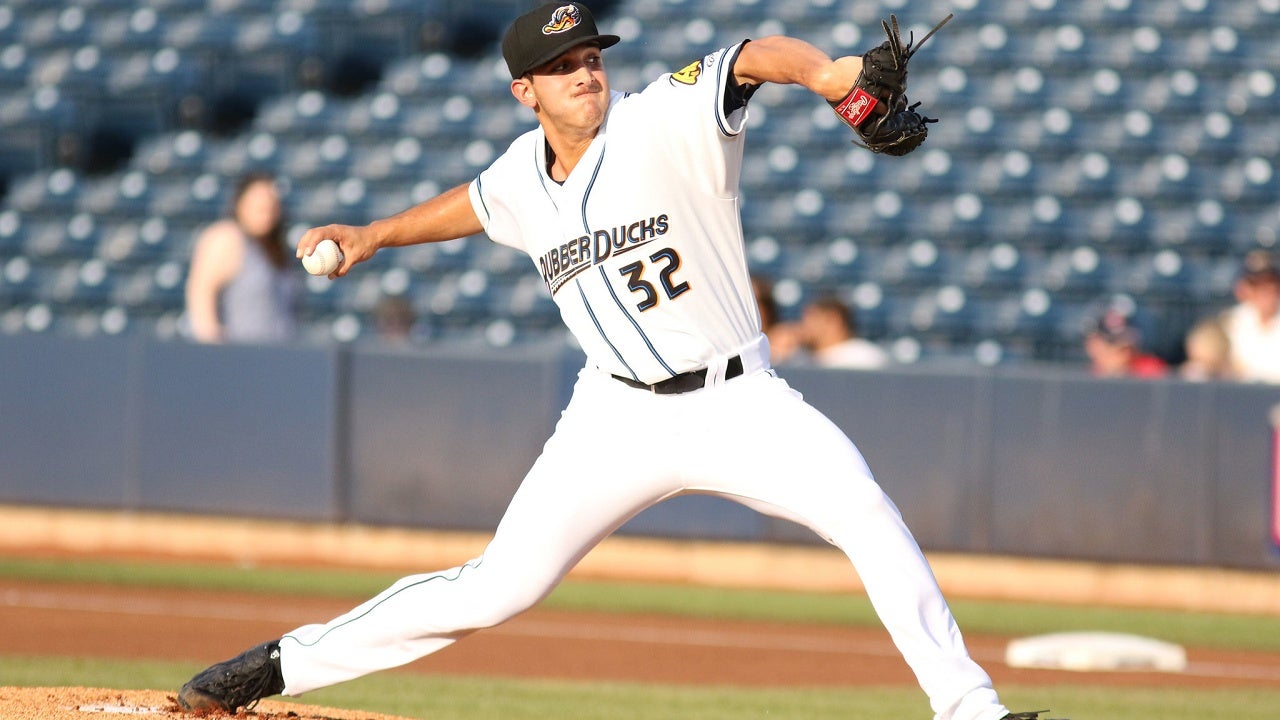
[
  {"xmin": 373, "ymin": 295, "xmax": 419, "ymax": 345},
  {"xmin": 1179, "ymin": 316, "xmax": 1232, "ymax": 382},
  {"xmin": 798, "ymin": 295, "xmax": 890, "ymax": 370},
  {"xmin": 1083, "ymin": 309, "xmax": 1168, "ymax": 379},
  {"xmin": 1221, "ymin": 250, "xmax": 1280, "ymax": 383},
  {"xmin": 751, "ymin": 275, "xmax": 801, "ymax": 365},
  {"xmin": 184, "ymin": 173, "xmax": 298, "ymax": 344}
]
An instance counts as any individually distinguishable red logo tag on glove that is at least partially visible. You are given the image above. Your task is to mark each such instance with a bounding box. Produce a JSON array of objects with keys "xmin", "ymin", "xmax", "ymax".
[{"xmin": 833, "ymin": 87, "xmax": 878, "ymax": 127}]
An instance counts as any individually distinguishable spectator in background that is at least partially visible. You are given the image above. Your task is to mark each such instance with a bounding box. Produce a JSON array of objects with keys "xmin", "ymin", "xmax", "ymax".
[
  {"xmin": 1083, "ymin": 308, "xmax": 1168, "ymax": 379},
  {"xmin": 799, "ymin": 294, "xmax": 890, "ymax": 370},
  {"xmin": 184, "ymin": 173, "xmax": 299, "ymax": 344},
  {"xmin": 1179, "ymin": 316, "xmax": 1232, "ymax": 382},
  {"xmin": 751, "ymin": 275, "xmax": 801, "ymax": 365},
  {"xmin": 373, "ymin": 295, "xmax": 418, "ymax": 345},
  {"xmin": 1221, "ymin": 249, "xmax": 1280, "ymax": 383}
]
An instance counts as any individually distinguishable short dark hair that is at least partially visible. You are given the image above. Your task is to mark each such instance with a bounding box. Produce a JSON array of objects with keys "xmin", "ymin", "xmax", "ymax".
[{"xmin": 809, "ymin": 295, "xmax": 857, "ymax": 335}]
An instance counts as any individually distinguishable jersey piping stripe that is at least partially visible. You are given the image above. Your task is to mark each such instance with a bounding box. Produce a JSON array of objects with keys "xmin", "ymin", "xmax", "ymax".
[
  {"xmin": 597, "ymin": 263, "xmax": 677, "ymax": 377},
  {"xmin": 473, "ymin": 173, "xmax": 491, "ymax": 223},
  {"xmin": 578, "ymin": 145, "xmax": 606, "ymax": 232},
  {"xmin": 534, "ymin": 139, "xmax": 560, "ymax": 211},
  {"xmin": 580, "ymin": 142, "xmax": 676, "ymax": 379},
  {"xmin": 281, "ymin": 557, "xmax": 484, "ymax": 648},
  {"xmin": 714, "ymin": 42, "xmax": 748, "ymax": 137},
  {"xmin": 574, "ymin": 144, "xmax": 637, "ymax": 379},
  {"xmin": 576, "ymin": 278, "xmax": 636, "ymax": 380}
]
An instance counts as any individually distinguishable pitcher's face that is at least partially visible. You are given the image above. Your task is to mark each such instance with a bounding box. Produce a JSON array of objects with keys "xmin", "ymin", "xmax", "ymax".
[{"xmin": 517, "ymin": 44, "xmax": 610, "ymax": 135}]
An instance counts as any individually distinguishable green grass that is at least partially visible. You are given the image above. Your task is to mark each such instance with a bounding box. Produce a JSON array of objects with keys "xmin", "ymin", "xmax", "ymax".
[
  {"xmin": 3, "ymin": 555, "xmax": 1277, "ymax": 652},
  {"xmin": 2, "ymin": 656, "xmax": 1278, "ymax": 720}
]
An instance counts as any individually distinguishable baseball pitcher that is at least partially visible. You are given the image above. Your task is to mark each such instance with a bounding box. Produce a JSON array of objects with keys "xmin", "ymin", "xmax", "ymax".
[{"xmin": 177, "ymin": 4, "xmax": 1060, "ymax": 720}]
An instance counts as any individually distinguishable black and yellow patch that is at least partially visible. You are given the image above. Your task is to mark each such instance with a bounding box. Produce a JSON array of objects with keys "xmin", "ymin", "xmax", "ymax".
[{"xmin": 670, "ymin": 59, "xmax": 702, "ymax": 86}]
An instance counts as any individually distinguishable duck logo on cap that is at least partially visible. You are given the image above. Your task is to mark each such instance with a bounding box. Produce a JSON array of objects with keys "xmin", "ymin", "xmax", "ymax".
[{"xmin": 543, "ymin": 5, "xmax": 581, "ymax": 35}]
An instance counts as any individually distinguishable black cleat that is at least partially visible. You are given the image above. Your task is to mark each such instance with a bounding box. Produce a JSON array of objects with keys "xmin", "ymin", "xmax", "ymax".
[
  {"xmin": 1003, "ymin": 712, "xmax": 1067, "ymax": 720},
  {"xmin": 177, "ymin": 639, "xmax": 285, "ymax": 714}
]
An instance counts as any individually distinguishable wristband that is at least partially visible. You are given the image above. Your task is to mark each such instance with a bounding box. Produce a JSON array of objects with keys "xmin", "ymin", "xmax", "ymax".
[{"xmin": 831, "ymin": 85, "xmax": 879, "ymax": 128}]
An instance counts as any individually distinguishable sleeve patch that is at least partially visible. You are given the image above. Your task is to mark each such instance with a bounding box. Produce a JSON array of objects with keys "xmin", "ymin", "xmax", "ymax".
[{"xmin": 670, "ymin": 59, "xmax": 702, "ymax": 86}]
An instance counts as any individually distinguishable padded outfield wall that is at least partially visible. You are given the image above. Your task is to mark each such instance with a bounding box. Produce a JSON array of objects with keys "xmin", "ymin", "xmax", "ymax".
[{"xmin": 1, "ymin": 334, "xmax": 1277, "ymax": 570}]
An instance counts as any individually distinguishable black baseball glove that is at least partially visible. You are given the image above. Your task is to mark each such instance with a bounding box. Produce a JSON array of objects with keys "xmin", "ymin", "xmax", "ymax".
[
  {"xmin": 829, "ymin": 13, "xmax": 953, "ymax": 156},
  {"xmin": 855, "ymin": 98, "xmax": 937, "ymax": 156}
]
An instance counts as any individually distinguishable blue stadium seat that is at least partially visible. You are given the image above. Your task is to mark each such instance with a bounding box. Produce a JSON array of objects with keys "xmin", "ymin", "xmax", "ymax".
[
  {"xmin": 77, "ymin": 170, "xmax": 153, "ymax": 217},
  {"xmin": 206, "ymin": 131, "xmax": 278, "ymax": 177},
  {"xmin": 0, "ymin": 6, "xmax": 20, "ymax": 45},
  {"xmin": 0, "ymin": 88, "xmax": 75, "ymax": 178},
  {"xmin": 0, "ymin": 0, "xmax": 1272, "ymax": 358},
  {"xmin": 91, "ymin": 7, "xmax": 167, "ymax": 51},
  {"xmin": 94, "ymin": 217, "xmax": 167, "ymax": 267},
  {"xmin": 133, "ymin": 130, "xmax": 210, "ymax": 177},
  {"xmin": 0, "ymin": 42, "xmax": 32, "ymax": 89},
  {"xmin": 227, "ymin": 11, "xmax": 321, "ymax": 100},
  {"xmin": 6, "ymin": 168, "xmax": 83, "ymax": 216},
  {"xmin": 162, "ymin": 12, "xmax": 238, "ymax": 58},
  {"xmin": 278, "ymin": 134, "xmax": 352, "ymax": 180},
  {"xmin": 339, "ymin": 91, "xmax": 405, "ymax": 137},
  {"xmin": 1121, "ymin": 249, "xmax": 1194, "ymax": 300},
  {"xmin": 0, "ymin": 208, "xmax": 24, "ymax": 253},
  {"xmin": 145, "ymin": 172, "xmax": 227, "ymax": 222},
  {"xmin": 960, "ymin": 242, "xmax": 1031, "ymax": 294},
  {"xmin": 787, "ymin": 236, "xmax": 881, "ymax": 286},
  {"xmin": 1032, "ymin": 245, "xmax": 1115, "ymax": 298},
  {"xmin": 256, "ymin": 91, "xmax": 340, "ymax": 137},
  {"xmin": 878, "ymin": 238, "xmax": 947, "ymax": 289},
  {"xmin": 21, "ymin": 7, "xmax": 95, "ymax": 50},
  {"xmin": 0, "ymin": 254, "xmax": 37, "ymax": 305}
]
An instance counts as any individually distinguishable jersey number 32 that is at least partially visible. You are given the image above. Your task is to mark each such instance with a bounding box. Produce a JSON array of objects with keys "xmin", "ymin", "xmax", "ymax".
[{"xmin": 618, "ymin": 248, "xmax": 691, "ymax": 311}]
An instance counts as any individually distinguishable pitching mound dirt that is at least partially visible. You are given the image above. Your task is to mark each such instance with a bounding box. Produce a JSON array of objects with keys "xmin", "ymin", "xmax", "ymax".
[{"xmin": 0, "ymin": 688, "xmax": 417, "ymax": 720}]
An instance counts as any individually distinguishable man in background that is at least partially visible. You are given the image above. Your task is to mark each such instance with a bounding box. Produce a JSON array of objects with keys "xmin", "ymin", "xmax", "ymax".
[
  {"xmin": 799, "ymin": 294, "xmax": 890, "ymax": 370},
  {"xmin": 1221, "ymin": 250, "xmax": 1280, "ymax": 383}
]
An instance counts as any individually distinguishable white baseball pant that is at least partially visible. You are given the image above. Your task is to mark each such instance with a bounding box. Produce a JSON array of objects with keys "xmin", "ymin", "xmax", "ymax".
[{"xmin": 278, "ymin": 337, "xmax": 1009, "ymax": 720}]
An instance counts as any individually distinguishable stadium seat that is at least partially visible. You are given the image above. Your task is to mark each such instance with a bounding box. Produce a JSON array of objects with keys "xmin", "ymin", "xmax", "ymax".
[
  {"xmin": 0, "ymin": 0, "xmax": 1271, "ymax": 356},
  {"xmin": 277, "ymin": 134, "xmax": 352, "ymax": 180},
  {"xmin": 206, "ymin": 131, "xmax": 278, "ymax": 178},
  {"xmin": 133, "ymin": 130, "xmax": 210, "ymax": 177},
  {"xmin": 91, "ymin": 7, "xmax": 167, "ymax": 52},
  {"xmin": 77, "ymin": 170, "xmax": 153, "ymax": 217},
  {"xmin": 0, "ymin": 42, "xmax": 32, "ymax": 89},
  {"xmin": 255, "ymin": 91, "xmax": 339, "ymax": 138},
  {"xmin": 960, "ymin": 242, "xmax": 1031, "ymax": 294}
]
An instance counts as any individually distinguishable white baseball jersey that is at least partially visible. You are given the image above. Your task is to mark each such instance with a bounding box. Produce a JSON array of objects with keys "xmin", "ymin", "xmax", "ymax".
[
  {"xmin": 279, "ymin": 41, "xmax": 1011, "ymax": 720},
  {"xmin": 470, "ymin": 43, "xmax": 759, "ymax": 383}
]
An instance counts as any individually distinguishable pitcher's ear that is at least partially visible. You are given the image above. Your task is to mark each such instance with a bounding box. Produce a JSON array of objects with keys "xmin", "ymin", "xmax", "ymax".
[{"xmin": 511, "ymin": 77, "xmax": 537, "ymax": 108}]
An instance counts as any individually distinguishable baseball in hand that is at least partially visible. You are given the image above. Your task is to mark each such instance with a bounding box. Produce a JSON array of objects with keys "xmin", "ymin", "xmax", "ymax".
[{"xmin": 302, "ymin": 238, "xmax": 344, "ymax": 275}]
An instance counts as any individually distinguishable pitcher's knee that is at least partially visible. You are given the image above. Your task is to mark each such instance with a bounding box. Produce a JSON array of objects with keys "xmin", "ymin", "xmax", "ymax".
[{"xmin": 449, "ymin": 562, "xmax": 557, "ymax": 630}]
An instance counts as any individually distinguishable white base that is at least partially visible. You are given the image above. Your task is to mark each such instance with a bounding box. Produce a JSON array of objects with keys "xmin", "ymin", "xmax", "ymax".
[{"xmin": 1005, "ymin": 631, "xmax": 1187, "ymax": 672}]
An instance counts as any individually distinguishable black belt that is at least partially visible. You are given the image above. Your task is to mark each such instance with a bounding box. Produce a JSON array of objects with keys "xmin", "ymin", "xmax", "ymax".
[{"xmin": 613, "ymin": 355, "xmax": 743, "ymax": 394}]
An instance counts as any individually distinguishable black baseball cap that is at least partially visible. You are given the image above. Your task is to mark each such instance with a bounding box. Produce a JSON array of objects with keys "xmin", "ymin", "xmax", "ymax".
[
  {"xmin": 502, "ymin": 2, "xmax": 620, "ymax": 79},
  {"xmin": 1087, "ymin": 308, "xmax": 1141, "ymax": 347}
]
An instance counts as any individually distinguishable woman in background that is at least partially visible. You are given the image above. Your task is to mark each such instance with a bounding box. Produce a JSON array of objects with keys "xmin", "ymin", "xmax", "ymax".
[{"xmin": 184, "ymin": 173, "xmax": 298, "ymax": 344}]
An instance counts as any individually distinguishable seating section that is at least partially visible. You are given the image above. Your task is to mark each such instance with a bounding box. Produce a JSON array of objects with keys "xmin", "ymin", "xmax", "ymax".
[{"xmin": 1, "ymin": 0, "xmax": 1276, "ymax": 366}]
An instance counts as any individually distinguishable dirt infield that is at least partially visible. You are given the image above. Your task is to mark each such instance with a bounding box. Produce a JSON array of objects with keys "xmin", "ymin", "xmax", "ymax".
[
  {"xmin": 0, "ymin": 687, "xmax": 415, "ymax": 720},
  {"xmin": 3, "ymin": 579, "xmax": 1280, "ymax": 693}
]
